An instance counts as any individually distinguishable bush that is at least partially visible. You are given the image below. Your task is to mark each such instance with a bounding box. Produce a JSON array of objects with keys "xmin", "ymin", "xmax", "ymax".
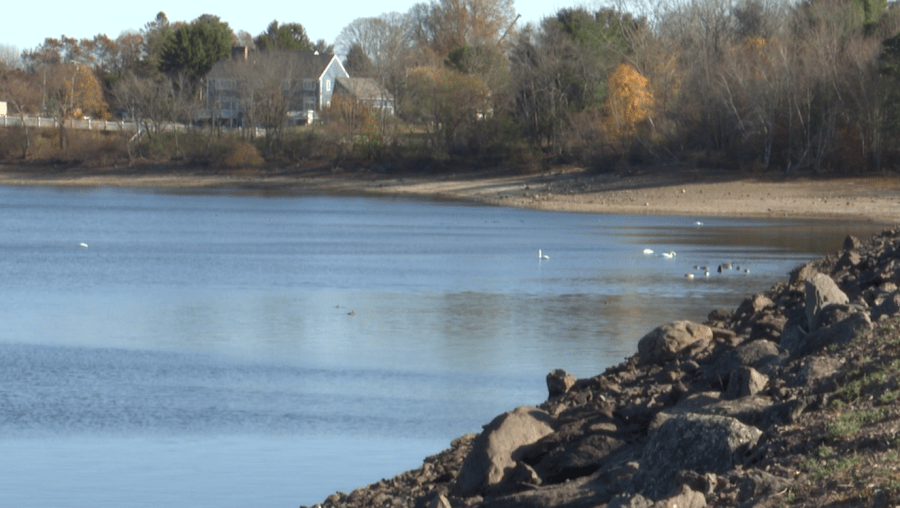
[{"xmin": 222, "ymin": 140, "xmax": 264, "ymax": 167}]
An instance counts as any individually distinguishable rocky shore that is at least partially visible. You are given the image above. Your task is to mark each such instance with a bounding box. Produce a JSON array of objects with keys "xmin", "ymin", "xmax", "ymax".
[{"xmin": 305, "ymin": 227, "xmax": 900, "ymax": 508}]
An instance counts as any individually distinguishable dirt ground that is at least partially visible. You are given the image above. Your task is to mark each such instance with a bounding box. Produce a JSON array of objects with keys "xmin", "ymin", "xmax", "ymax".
[{"xmin": 1, "ymin": 163, "xmax": 898, "ymax": 224}]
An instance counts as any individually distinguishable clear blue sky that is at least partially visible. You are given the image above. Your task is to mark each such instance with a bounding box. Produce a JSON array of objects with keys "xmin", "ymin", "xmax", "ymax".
[{"xmin": 7, "ymin": 0, "xmax": 570, "ymax": 56}]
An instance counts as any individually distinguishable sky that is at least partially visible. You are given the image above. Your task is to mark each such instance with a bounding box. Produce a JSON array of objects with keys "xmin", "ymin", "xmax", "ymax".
[{"xmin": 6, "ymin": 0, "xmax": 573, "ymax": 57}]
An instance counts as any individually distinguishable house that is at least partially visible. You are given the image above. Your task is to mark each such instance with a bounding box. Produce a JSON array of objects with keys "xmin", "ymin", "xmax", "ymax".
[
  {"xmin": 333, "ymin": 77, "xmax": 395, "ymax": 115},
  {"xmin": 204, "ymin": 48, "xmax": 349, "ymax": 126}
]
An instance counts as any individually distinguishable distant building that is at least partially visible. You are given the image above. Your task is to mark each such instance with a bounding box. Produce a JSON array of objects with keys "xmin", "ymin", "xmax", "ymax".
[
  {"xmin": 333, "ymin": 77, "xmax": 394, "ymax": 115},
  {"xmin": 203, "ymin": 49, "xmax": 349, "ymax": 126},
  {"xmin": 0, "ymin": 101, "xmax": 7, "ymax": 117}
]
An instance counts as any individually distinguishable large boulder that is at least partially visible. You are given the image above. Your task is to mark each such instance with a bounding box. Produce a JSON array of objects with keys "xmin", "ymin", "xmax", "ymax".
[
  {"xmin": 633, "ymin": 414, "xmax": 762, "ymax": 500},
  {"xmin": 638, "ymin": 321, "xmax": 713, "ymax": 365},
  {"xmin": 453, "ymin": 406, "xmax": 556, "ymax": 497},
  {"xmin": 805, "ymin": 273, "xmax": 849, "ymax": 331}
]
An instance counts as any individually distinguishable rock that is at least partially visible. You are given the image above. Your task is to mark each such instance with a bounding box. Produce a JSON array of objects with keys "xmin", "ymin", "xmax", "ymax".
[
  {"xmin": 608, "ymin": 485, "xmax": 706, "ymax": 508},
  {"xmin": 725, "ymin": 367, "xmax": 768, "ymax": 399},
  {"xmin": 705, "ymin": 340, "xmax": 786, "ymax": 383},
  {"xmin": 843, "ymin": 234, "xmax": 862, "ymax": 251},
  {"xmin": 546, "ymin": 369, "xmax": 576, "ymax": 398},
  {"xmin": 638, "ymin": 321, "xmax": 713, "ymax": 365},
  {"xmin": 453, "ymin": 406, "xmax": 556, "ymax": 497},
  {"xmin": 790, "ymin": 307, "xmax": 872, "ymax": 357},
  {"xmin": 532, "ymin": 432, "xmax": 627, "ymax": 483},
  {"xmin": 875, "ymin": 290, "xmax": 900, "ymax": 320},
  {"xmin": 788, "ymin": 356, "xmax": 844, "ymax": 393},
  {"xmin": 633, "ymin": 414, "xmax": 762, "ymax": 500},
  {"xmin": 805, "ymin": 273, "xmax": 849, "ymax": 331},
  {"xmin": 732, "ymin": 469, "xmax": 793, "ymax": 504},
  {"xmin": 428, "ymin": 494, "xmax": 452, "ymax": 508}
]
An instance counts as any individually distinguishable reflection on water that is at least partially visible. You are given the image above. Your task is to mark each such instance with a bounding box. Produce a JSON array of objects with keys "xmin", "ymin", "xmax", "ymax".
[{"xmin": 0, "ymin": 185, "xmax": 889, "ymax": 507}]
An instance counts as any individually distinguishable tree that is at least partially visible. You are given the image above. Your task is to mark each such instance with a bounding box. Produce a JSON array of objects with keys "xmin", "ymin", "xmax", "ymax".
[
  {"xmin": 335, "ymin": 14, "xmax": 415, "ymax": 111},
  {"xmin": 344, "ymin": 43, "xmax": 376, "ymax": 77},
  {"xmin": 160, "ymin": 15, "xmax": 235, "ymax": 80},
  {"xmin": 406, "ymin": 65, "xmax": 490, "ymax": 154},
  {"xmin": 602, "ymin": 62, "xmax": 653, "ymax": 150},
  {"xmin": 408, "ymin": 0, "xmax": 518, "ymax": 59},
  {"xmin": 0, "ymin": 44, "xmax": 21, "ymax": 70},
  {"xmin": 141, "ymin": 12, "xmax": 175, "ymax": 77},
  {"xmin": 254, "ymin": 21, "xmax": 312, "ymax": 51}
]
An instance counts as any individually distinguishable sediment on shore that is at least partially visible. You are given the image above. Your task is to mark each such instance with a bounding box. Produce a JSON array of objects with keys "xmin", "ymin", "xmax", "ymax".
[{"xmin": 306, "ymin": 226, "xmax": 900, "ymax": 508}]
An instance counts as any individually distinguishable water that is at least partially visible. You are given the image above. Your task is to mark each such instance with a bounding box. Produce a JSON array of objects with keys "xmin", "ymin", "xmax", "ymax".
[{"xmin": 0, "ymin": 185, "xmax": 887, "ymax": 507}]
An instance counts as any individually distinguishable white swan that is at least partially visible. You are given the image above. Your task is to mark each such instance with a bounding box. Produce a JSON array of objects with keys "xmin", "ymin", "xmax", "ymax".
[
  {"xmin": 661, "ymin": 251, "xmax": 676, "ymax": 258},
  {"xmin": 78, "ymin": 243, "xmax": 89, "ymax": 248},
  {"xmin": 643, "ymin": 248, "xmax": 654, "ymax": 255},
  {"xmin": 539, "ymin": 249, "xmax": 550, "ymax": 260}
]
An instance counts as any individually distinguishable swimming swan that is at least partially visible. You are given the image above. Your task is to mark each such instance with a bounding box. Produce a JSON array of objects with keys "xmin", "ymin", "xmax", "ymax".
[{"xmin": 539, "ymin": 249, "xmax": 550, "ymax": 260}]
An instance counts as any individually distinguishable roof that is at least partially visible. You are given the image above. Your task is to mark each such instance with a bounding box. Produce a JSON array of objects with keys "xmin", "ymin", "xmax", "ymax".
[
  {"xmin": 334, "ymin": 77, "xmax": 394, "ymax": 102},
  {"xmin": 208, "ymin": 50, "xmax": 343, "ymax": 80}
]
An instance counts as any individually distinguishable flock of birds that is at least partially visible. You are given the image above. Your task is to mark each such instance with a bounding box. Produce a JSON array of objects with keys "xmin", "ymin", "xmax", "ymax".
[
  {"xmin": 538, "ymin": 244, "xmax": 750, "ymax": 280},
  {"xmin": 642, "ymin": 247, "xmax": 750, "ymax": 279}
]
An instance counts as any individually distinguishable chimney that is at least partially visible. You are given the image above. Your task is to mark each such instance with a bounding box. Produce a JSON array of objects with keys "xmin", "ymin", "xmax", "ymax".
[{"xmin": 232, "ymin": 46, "xmax": 248, "ymax": 60}]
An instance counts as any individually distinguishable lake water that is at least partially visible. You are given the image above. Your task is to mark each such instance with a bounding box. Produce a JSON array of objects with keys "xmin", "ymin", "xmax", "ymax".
[{"xmin": 0, "ymin": 185, "xmax": 887, "ymax": 507}]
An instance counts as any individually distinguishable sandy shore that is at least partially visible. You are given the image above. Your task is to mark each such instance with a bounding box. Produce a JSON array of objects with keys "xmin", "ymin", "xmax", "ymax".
[{"xmin": 1, "ymin": 163, "xmax": 898, "ymax": 224}]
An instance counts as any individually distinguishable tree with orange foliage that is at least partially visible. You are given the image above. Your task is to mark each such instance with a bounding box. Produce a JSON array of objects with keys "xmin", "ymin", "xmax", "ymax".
[{"xmin": 602, "ymin": 62, "xmax": 653, "ymax": 150}]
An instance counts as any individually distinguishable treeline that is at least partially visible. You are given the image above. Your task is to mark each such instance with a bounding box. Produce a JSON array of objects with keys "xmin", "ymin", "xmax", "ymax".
[{"xmin": 2, "ymin": 0, "xmax": 900, "ymax": 174}]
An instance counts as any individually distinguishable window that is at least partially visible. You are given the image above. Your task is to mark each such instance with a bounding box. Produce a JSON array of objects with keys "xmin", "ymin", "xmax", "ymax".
[
  {"xmin": 216, "ymin": 79, "xmax": 235, "ymax": 90},
  {"xmin": 303, "ymin": 79, "xmax": 316, "ymax": 91},
  {"xmin": 325, "ymin": 79, "xmax": 331, "ymax": 92},
  {"xmin": 304, "ymin": 97, "xmax": 316, "ymax": 111}
]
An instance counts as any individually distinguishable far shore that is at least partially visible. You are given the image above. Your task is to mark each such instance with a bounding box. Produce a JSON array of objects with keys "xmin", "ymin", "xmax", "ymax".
[{"xmin": 1, "ymin": 162, "xmax": 898, "ymax": 224}]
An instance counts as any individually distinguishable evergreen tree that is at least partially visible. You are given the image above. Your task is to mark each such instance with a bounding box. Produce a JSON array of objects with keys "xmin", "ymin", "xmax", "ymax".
[{"xmin": 160, "ymin": 15, "xmax": 234, "ymax": 80}]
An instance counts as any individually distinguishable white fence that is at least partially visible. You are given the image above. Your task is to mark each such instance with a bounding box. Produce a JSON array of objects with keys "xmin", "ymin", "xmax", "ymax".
[{"xmin": 0, "ymin": 115, "xmax": 140, "ymax": 132}]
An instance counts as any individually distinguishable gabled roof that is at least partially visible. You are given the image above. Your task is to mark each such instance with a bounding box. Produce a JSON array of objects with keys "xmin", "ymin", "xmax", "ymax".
[
  {"xmin": 335, "ymin": 77, "xmax": 394, "ymax": 101},
  {"xmin": 208, "ymin": 50, "xmax": 345, "ymax": 80}
]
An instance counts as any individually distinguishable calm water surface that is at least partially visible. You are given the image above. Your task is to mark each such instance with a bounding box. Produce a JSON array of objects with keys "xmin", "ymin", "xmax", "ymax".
[{"xmin": 0, "ymin": 185, "xmax": 887, "ymax": 507}]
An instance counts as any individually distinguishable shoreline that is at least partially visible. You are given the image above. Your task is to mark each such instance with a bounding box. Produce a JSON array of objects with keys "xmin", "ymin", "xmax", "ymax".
[{"xmin": 0, "ymin": 163, "xmax": 898, "ymax": 223}]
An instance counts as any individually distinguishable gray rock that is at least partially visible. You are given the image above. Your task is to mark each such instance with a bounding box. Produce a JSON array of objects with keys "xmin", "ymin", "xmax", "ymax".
[
  {"xmin": 453, "ymin": 406, "xmax": 556, "ymax": 497},
  {"xmin": 546, "ymin": 369, "xmax": 576, "ymax": 398},
  {"xmin": 705, "ymin": 340, "xmax": 786, "ymax": 383},
  {"xmin": 609, "ymin": 485, "xmax": 706, "ymax": 508},
  {"xmin": 638, "ymin": 321, "xmax": 713, "ymax": 365},
  {"xmin": 634, "ymin": 414, "xmax": 762, "ymax": 500},
  {"xmin": 788, "ymin": 356, "xmax": 844, "ymax": 392},
  {"xmin": 789, "ymin": 307, "xmax": 872, "ymax": 357},
  {"xmin": 428, "ymin": 494, "xmax": 452, "ymax": 508},
  {"xmin": 805, "ymin": 273, "xmax": 849, "ymax": 331},
  {"xmin": 725, "ymin": 367, "xmax": 768, "ymax": 399},
  {"xmin": 875, "ymin": 290, "xmax": 900, "ymax": 320}
]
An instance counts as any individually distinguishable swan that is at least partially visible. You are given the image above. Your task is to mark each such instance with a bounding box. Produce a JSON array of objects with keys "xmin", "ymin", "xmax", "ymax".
[
  {"xmin": 539, "ymin": 249, "xmax": 550, "ymax": 260},
  {"xmin": 78, "ymin": 243, "xmax": 89, "ymax": 248},
  {"xmin": 685, "ymin": 273, "xmax": 695, "ymax": 279},
  {"xmin": 661, "ymin": 251, "xmax": 676, "ymax": 258},
  {"xmin": 643, "ymin": 248, "xmax": 654, "ymax": 255}
]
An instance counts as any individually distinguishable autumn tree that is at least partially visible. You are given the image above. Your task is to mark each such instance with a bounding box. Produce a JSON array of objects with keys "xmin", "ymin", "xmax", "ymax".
[
  {"xmin": 602, "ymin": 62, "xmax": 653, "ymax": 150},
  {"xmin": 254, "ymin": 21, "xmax": 312, "ymax": 51},
  {"xmin": 160, "ymin": 15, "xmax": 234, "ymax": 80},
  {"xmin": 407, "ymin": 0, "xmax": 517, "ymax": 59},
  {"xmin": 406, "ymin": 65, "xmax": 490, "ymax": 155}
]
